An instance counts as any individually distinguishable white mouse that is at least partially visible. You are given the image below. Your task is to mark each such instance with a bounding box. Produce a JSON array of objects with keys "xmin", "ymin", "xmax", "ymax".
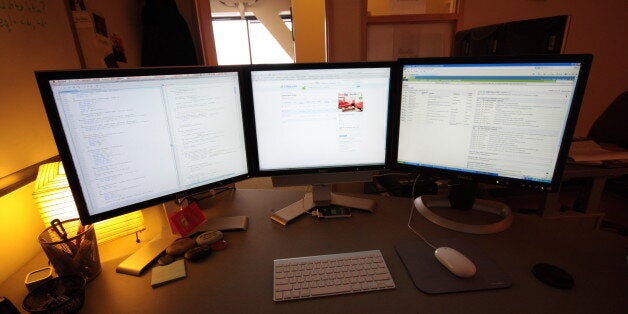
[{"xmin": 434, "ymin": 247, "xmax": 477, "ymax": 278}]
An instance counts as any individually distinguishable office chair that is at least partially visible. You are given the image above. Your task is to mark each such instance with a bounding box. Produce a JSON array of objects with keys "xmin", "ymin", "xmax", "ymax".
[{"xmin": 588, "ymin": 91, "xmax": 628, "ymax": 148}]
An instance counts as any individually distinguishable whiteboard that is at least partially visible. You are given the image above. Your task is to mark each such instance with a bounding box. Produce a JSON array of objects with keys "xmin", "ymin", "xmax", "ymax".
[{"xmin": 0, "ymin": 0, "xmax": 81, "ymax": 177}]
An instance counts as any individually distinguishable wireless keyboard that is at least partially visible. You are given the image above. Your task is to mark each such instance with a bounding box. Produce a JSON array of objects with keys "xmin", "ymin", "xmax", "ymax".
[{"xmin": 273, "ymin": 250, "xmax": 395, "ymax": 301}]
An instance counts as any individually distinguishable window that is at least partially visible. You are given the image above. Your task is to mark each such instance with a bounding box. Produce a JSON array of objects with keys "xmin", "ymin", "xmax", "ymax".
[{"xmin": 212, "ymin": 15, "xmax": 294, "ymax": 65}]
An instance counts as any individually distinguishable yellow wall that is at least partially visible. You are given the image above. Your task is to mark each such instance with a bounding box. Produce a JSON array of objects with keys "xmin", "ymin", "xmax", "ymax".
[
  {"xmin": 0, "ymin": 182, "xmax": 46, "ymax": 284},
  {"xmin": 327, "ymin": 0, "xmax": 364, "ymax": 62},
  {"xmin": 292, "ymin": 0, "xmax": 326, "ymax": 62},
  {"xmin": 367, "ymin": 0, "xmax": 454, "ymax": 15},
  {"xmin": 0, "ymin": 0, "xmax": 79, "ymax": 178},
  {"xmin": 367, "ymin": 0, "xmax": 389, "ymax": 15}
]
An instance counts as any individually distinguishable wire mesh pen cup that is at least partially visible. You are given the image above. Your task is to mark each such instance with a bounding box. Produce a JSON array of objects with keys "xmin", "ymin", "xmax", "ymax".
[{"xmin": 38, "ymin": 218, "xmax": 101, "ymax": 282}]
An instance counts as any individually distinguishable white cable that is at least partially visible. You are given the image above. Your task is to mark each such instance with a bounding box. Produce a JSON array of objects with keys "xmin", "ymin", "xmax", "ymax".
[{"xmin": 407, "ymin": 175, "xmax": 437, "ymax": 250}]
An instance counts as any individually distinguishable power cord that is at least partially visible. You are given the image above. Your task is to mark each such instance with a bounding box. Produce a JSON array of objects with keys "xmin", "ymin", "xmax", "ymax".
[{"xmin": 407, "ymin": 174, "xmax": 437, "ymax": 250}]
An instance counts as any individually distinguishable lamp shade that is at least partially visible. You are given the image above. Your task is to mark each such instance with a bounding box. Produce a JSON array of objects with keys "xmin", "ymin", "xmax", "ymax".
[{"xmin": 32, "ymin": 162, "xmax": 145, "ymax": 244}]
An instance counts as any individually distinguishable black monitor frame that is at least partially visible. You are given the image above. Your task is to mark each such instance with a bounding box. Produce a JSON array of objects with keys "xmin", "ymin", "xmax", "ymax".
[
  {"xmin": 35, "ymin": 66, "xmax": 256, "ymax": 224},
  {"xmin": 390, "ymin": 54, "xmax": 593, "ymax": 193},
  {"xmin": 245, "ymin": 61, "xmax": 398, "ymax": 178}
]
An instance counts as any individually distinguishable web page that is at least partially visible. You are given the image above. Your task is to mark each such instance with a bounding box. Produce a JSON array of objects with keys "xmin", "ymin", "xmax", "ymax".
[
  {"xmin": 252, "ymin": 68, "xmax": 390, "ymax": 171},
  {"xmin": 51, "ymin": 73, "xmax": 247, "ymax": 215},
  {"xmin": 397, "ymin": 63, "xmax": 581, "ymax": 182}
]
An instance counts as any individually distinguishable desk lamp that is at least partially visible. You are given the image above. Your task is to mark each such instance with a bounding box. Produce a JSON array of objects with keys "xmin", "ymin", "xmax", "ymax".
[{"xmin": 32, "ymin": 161, "xmax": 145, "ymax": 244}]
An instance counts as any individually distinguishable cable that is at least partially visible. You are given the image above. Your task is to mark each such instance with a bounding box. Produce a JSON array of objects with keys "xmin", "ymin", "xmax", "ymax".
[{"xmin": 407, "ymin": 174, "xmax": 437, "ymax": 250}]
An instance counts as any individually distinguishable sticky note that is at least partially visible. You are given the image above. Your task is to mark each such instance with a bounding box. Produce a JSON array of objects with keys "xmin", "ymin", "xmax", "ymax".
[{"xmin": 151, "ymin": 259, "xmax": 186, "ymax": 288}]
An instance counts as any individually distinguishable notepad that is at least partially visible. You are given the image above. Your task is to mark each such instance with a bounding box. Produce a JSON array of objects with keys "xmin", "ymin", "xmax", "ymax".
[{"xmin": 151, "ymin": 259, "xmax": 187, "ymax": 288}]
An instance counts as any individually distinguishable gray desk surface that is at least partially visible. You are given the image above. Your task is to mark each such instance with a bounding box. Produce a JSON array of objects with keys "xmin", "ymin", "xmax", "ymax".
[{"xmin": 2, "ymin": 189, "xmax": 627, "ymax": 313}]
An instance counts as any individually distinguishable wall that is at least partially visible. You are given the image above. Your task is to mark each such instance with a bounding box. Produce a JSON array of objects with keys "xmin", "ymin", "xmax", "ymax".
[
  {"xmin": 460, "ymin": 0, "xmax": 628, "ymax": 137},
  {"xmin": 0, "ymin": 0, "xmax": 80, "ymax": 283},
  {"xmin": 0, "ymin": 182, "xmax": 46, "ymax": 284},
  {"xmin": 76, "ymin": 0, "xmax": 144, "ymax": 68},
  {"xmin": 367, "ymin": 0, "xmax": 455, "ymax": 15},
  {"xmin": 292, "ymin": 0, "xmax": 326, "ymax": 62},
  {"xmin": 327, "ymin": 0, "xmax": 364, "ymax": 62},
  {"xmin": 78, "ymin": 0, "xmax": 199, "ymax": 68},
  {"xmin": 0, "ymin": 0, "xmax": 80, "ymax": 178}
]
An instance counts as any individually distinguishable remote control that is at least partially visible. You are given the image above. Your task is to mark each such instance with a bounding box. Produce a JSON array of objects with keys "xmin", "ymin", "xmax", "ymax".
[
  {"xmin": 196, "ymin": 230, "xmax": 223, "ymax": 246},
  {"xmin": 184, "ymin": 245, "xmax": 212, "ymax": 261}
]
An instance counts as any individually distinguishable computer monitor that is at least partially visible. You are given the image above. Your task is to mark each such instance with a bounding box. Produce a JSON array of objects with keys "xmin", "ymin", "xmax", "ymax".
[
  {"xmin": 248, "ymin": 62, "xmax": 394, "ymax": 212},
  {"xmin": 453, "ymin": 15, "xmax": 569, "ymax": 57},
  {"xmin": 393, "ymin": 55, "xmax": 592, "ymax": 233},
  {"xmin": 35, "ymin": 66, "xmax": 252, "ymax": 225}
]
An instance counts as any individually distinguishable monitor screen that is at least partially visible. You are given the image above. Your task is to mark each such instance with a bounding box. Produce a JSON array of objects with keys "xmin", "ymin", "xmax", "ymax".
[
  {"xmin": 36, "ymin": 67, "xmax": 251, "ymax": 224},
  {"xmin": 250, "ymin": 63, "xmax": 393, "ymax": 175},
  {"xmin": 394, "ymin": 55, "xmax": 592, "ymax": 191}
]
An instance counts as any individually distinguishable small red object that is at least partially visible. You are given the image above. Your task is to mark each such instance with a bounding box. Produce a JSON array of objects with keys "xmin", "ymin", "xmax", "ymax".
[
  {"xmin": 210, "ymin": 239, "xmax": 228, "ymax": 251},
  {"xmin": 168, "ymin": 202, "xmax": 206, "ymax": 237}
]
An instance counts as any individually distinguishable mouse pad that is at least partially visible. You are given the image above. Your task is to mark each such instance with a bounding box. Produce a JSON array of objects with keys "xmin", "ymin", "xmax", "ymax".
[{"xmin": 395, "ymin": 238, "xmax": 512, "ymax": 294}]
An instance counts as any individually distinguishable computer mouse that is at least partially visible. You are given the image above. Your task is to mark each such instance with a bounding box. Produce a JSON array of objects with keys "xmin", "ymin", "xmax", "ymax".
[{"xmin": 434, "ymin": 247, "xmax": 477, "ymax": 278}]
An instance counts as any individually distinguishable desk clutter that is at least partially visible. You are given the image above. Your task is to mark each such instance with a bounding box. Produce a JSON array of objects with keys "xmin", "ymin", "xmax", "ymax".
[
  {"xmin": 151, "ymin": 230, "xmax": 229, "ymax": 288},
  {"xmin": 37, "ymin": 219, "xmax": 101, "ymax": 282},
  {"xmin": 160, "ymin": 230, "xmax": 227, "ymax": 265},
  {"xmin": 6, "ymin": 188, "xmax": 625, "ymax": 313},
  {"xmin": 22, "ymin": 275, "xmax": 86, "ymax": 313}
]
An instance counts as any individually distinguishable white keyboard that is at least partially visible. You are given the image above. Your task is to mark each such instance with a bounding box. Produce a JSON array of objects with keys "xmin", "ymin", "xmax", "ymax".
[{"xmin": 273, "ymin": 250, "xmax": 395, "ymax": 302}]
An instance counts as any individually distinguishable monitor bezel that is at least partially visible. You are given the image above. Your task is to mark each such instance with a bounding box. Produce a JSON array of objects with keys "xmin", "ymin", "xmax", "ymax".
[
  {"xmin": 390, "ymin": 54, "xmax": 593, "ymax": 192},
  {"xmin": 35, "ymin": 66, "xmax": 255, "ymax": 225},
  {"xmin": 245, "ymin": 61, "xmax": 397, "ymax": 177}
]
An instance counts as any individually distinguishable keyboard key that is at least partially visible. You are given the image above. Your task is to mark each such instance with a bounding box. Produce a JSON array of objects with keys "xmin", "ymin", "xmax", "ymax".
[
  {"xmin": 276, "ymin": 284, "xmax": 292, "ymax": 291},
  {"xmin": 275, "ymin": 278, "xmax": 289, "ymax": 285},
  {"xmin": 311, "ymin": 284, "xmax": 352, "ymax": 296}
]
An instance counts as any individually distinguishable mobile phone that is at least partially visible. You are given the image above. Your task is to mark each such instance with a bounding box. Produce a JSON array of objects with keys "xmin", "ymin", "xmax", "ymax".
[{"xmin": 314, "ymin": 206, "xmax": 351, "ymax": 218}]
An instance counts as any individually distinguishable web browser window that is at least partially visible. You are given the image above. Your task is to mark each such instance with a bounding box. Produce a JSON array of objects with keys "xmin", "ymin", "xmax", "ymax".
[
  {"xmin": 252, "ymin": 67, "xmax": 391, "ymax": 171},
  {"xmin": 398, "ymin": 63, "xmax": 581, "ymax": 182}
]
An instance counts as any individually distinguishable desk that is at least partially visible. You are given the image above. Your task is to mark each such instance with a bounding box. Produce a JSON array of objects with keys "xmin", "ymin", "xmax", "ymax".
[
  {"xmin": 542, "ymin": 164, "xmax": 628, "ymax": 226},
  {"xmin": 2, "ymin": 189, "xmax": 626, "ymax": 313}
]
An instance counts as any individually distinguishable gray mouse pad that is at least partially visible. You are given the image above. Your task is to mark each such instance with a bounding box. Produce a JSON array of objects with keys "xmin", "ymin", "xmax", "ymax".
[{"xmin": 395, "ymin": 238, "xmax": 512, "ymax": 294}]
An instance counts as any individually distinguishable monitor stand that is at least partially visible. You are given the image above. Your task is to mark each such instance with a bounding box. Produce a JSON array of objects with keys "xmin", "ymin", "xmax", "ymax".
[
  {"xmin": 414, "ymin": 180, "xmax": 513, "ymax": 234},
  {"xmin": 270, "ymin": 181, "xmax": 377, "ymax": 225},
  {"xmin": 116, "ymin": 203, "xmax": 178, "ymax": 276},
  {"xmin": 310, "ymin": 184, "xmax": 377, "ymax": 212}
]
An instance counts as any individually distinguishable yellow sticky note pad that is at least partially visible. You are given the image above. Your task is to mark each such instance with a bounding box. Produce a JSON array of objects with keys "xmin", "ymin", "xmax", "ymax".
[{"xmin": 151, "ymin": 259, "xmax": 186, "ymax": 288}]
